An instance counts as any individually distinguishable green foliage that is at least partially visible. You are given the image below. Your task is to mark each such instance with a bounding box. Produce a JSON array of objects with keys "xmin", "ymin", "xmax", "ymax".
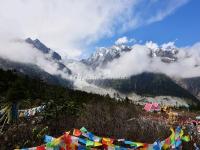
[{"xmin": 6, "ymin": 79, "xmax": 27, "ymax": 103}]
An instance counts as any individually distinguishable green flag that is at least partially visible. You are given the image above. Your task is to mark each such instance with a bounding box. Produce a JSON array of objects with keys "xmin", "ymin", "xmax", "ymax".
[
  {"xmin": 80, "ymin": 127, "xmax": 88, "ymax": 133},
  {"xmin": 86, "ymin": 140, "xmax": 94, "ymax": 147}
]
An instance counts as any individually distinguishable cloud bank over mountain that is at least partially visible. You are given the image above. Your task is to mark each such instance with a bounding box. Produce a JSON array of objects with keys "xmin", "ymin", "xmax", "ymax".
[
  {"xmin": 1, "ymin": 0, "xmax": 197, "ymax": 86},
  {"xmin": 0, "ymin": 39, "xmax": 71, "ymax": 80},
  {"xmin": 67, "ymin": 38, "xmax": 200, "ymax": 79},
  {"xmin": 102, "ymin": 42, "xmax": 200, "ymax": 78}
]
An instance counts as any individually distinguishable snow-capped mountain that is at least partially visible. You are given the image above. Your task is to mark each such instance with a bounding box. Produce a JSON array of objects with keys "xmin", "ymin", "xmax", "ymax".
[
  {"xmin": 82, "ymin": 42, "xmax": 179, "ymax": 69},
  {"xmin": 1, "ymin": 38, "xmax": 200, "ymax": 106},
  {"xmin": 82, "ymin": 45, "xmax": 131, "ymax": 69},
  {"xmin": 146, "ymin": 41, "xmax": 178, "ymax": 63},
  {"xmin": 80, "ymin": 42, "xmax": 200, "ymax": 104}
]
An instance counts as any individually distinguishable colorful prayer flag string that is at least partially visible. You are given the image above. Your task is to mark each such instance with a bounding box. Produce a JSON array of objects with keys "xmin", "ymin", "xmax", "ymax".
[{"xmin": 16, "ymin": 126, "xmax": 191, "ymax": 150}]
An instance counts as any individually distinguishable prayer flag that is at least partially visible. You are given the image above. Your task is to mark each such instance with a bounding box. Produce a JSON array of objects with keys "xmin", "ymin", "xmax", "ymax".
[
  {"xmin": 78, "ymin": 138, "xmax": 87, "ymax": 145},
  {"xmin": 94, "ymin": 142, "xmax": 102, "ymax": 147},
  {"xmin": 80, "ymin": 127, "xmax": 87, "ymax": 133},
  {"xmin": 73, "ymin": 129, "xmax": 82, "ymax": 137},
  {"xmin": 36, "ymin": 145, "xmax": 45, "ymax": 150},
  {"xmin": 87, "ymin": 132, "xmax": 94, "ymax": 141},
  {"xmin": 44, "ymin": 135, "xmax": 54, "ymax": 143},
  {"xmin": 86, "ymin": 140, "xmax": 94, "ymax": 147},
  {"xmin": 181, "ymin": 135, "xmax": 190, "ymax": 142},
  {"xmin": 102, "ymin": 138, "xmax": 114, "ymax": 145},
  {"xmin": 93, "ymin": 136, "xmax": 101, "ymax": 142}
]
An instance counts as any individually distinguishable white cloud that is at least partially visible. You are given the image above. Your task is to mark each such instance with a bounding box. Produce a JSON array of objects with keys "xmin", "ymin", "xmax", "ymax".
[
  {"xmin": 0, "ymin": 0, "xmax": 137, "ymax": 58},
  {"xmin": 0, "ymin": 0, "xmax": 193, "ymax": 87},
  {"xmin": 99, "ymin": 41, "xmax": 200, "ymax": 79},
  {"xmin": 115, "ymin": 37, "xmax": 129, "ymax": 45},
  {"xmin": 120, "ymin": 0, "xmax": 189, "ymax": 32},
  {"xmin": 68, "ymin": 39, "xmax": 200, "ymax": 80},
  {"xmin": 147, "ymin": 0, "xmax": 189, "ymax": 24},
  {"xmin": 102, "ymin": 44, "xmax": 151, "ymax": 78},
  {"xmin": 115, "ymin": 36, "xmax": 137, "ymax": 45},
  {"xmin": 0, "ymin": 39, "xmax": 71, "ymax": 79},
  {"xmin": 145, "ymin": 41, "xmax": 159, "ymax": 51},
  {"xmin": 0, "ymin": 0, "xmax": 189, "ymax": 59},
  {"xmin": 161, "ymin": 42, "xmax": 176, "ymax": 50},
  {"xmin": 129, "ymin": 38, "xmax": 137, "ymax": 43}
]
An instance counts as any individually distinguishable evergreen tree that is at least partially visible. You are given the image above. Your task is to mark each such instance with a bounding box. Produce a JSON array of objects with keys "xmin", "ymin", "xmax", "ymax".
[{"xmin": 6, "ymin": 79, "xmax": 27, "ymax": 122}]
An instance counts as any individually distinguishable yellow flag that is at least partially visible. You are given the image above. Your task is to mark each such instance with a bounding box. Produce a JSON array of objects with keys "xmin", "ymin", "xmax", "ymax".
[{"xmin": 94, "ymin": 142, "xmax": 102, "ymax": 147}]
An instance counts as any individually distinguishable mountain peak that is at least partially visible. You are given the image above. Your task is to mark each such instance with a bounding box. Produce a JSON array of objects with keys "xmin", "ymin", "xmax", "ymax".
[
  {"xmin": 25, "ymin": 37, "xmax": 72, "ymax": 74},
  {"xmin": 82, "ymin": 42, "xmax": 179, "ymax": 69},
  {"xmin": 146, "ymin": 41, "xmax": 178, "ymax": 63},
  {"xmin": 82, "ymin": 44, "xmax": 131, "ymax": 69},
  {"xmin": 25, "ymin": 38, "xmax": 62, "ymax": 61}
]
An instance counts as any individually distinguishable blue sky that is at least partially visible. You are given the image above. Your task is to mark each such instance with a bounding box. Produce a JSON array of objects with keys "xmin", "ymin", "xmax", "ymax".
[{"xmin": 92, "ymin": 0, "xmax": 200, "ymax": 51}]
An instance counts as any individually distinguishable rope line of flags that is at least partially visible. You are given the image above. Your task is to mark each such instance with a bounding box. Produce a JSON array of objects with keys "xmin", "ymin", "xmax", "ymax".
[
  {"xmin": 18, "ymin": 105, "xmax": 45, "ymax": 118},
  {"xmin": 15, "ymin": 126, "xmax": 191, "ymax": 150}
]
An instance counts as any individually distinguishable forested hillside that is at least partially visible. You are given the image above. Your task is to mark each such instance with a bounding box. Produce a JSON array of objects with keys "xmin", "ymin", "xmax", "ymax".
[{"xmin": 88, "ymin": 72, "xmax": 200, "ymax": 106}]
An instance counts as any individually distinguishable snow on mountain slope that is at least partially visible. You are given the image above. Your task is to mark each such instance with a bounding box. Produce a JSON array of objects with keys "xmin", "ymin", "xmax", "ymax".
[
  {"xmin": 82, "ymin": 41, "xmax": 179, "ymax": 70},
  {"xmin": 146, "ymin": 41, "xmax": 178, "ymax": 63},
  {"xmin": 82, "ymin": 45, "xmax": 131, "ymax": 69}
]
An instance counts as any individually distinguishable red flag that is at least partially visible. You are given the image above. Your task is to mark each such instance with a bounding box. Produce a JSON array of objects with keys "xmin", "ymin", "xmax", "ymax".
[
  {"xmin": 63, "ymin": 133, "xmax": 72, "ymax": 144},
  {"xmin": 66, "ymin": 143, "xmax": 78, "ymax": 150},
  {"xmin": 165, "ymin": 137, "xmax": 170, "ymax": 145},
  {"xmin": 73, "ymin": 129, "xmax": 82, "ymax": 137},
  {"xmin": 36, "ymin": 145, "xmax": 45, "ymax": 150},
  {"xmin": 60, "ymin": 147, "xmax": 65, "ymax": 150}
]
